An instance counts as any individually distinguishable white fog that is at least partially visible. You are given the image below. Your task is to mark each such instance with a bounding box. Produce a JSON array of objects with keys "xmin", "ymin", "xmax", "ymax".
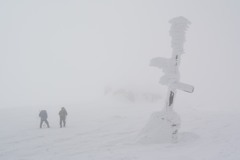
[{"xmin": 0, "ymin": 0, "xmax": 240, "ymax": 160}]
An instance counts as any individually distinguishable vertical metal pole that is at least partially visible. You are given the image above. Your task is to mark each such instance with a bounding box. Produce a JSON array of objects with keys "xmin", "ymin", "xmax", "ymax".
[{"xmin": 165, "ymin": 17, "xmax": 190, "ymax": 111}]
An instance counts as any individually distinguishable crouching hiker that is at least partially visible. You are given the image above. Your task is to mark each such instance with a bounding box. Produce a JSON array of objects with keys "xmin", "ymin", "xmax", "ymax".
[
  {"xmin": 39, "ymin": 110, "xmax": 50, "ymax": 128},
  {"xmin": 59, "ymin": 107, "xmax": 68, "ymax": 128}
]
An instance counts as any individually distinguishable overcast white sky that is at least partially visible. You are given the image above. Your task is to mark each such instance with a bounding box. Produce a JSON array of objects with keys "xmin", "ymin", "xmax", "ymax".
[{"xmin": 0, "ymin": 0, "xmax": 239, "ymax": 109}]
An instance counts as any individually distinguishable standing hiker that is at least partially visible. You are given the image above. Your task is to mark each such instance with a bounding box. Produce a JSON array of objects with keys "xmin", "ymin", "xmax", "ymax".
[
  {"xmin": 39, "ymin": 110, "xmax": 50, "ymax": 128},
  {"xmin": 59, "ymin": 107, "xmax": 68, "ymax": 128}
]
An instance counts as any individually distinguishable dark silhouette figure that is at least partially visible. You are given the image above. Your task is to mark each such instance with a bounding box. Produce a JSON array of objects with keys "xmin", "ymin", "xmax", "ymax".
[
  {"xmin": 39, "ymin": 110, "xmax": 50, "ymax": 128},
  {"xmin": 59, "ymin": 107, "xmax": 68, "ymax": 128}
]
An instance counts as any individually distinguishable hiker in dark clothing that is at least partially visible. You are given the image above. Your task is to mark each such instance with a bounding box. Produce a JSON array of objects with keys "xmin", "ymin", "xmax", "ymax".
[
  {"xmin": 39, "ymin": 110, "xmax": 50, "ymax": 128},
  {"xmin": 59, "ymin": 107, "xmax": 68, "ymax": 128}
]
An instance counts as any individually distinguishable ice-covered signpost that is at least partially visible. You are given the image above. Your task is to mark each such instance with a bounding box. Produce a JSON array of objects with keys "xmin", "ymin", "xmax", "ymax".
[{"xmin": 139, "ymin": 17, "xmax": 194, "ymax": 143}]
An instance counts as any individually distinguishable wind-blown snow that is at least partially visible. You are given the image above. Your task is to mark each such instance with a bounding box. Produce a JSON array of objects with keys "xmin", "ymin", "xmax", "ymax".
[
  {"xmin": 1, "ymin": 1, "xmax": 240, "ymax": 160},
  {"xmin": 0, "ymin": 101, "xmax": 240, "ymax": 160}
]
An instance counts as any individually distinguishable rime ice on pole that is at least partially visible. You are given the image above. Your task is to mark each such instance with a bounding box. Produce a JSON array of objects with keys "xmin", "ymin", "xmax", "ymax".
[
  {"xmin": 150, "ymin": 16, "xmax": 193, "ymax": 110},
  {"xmin": 140, "ymin": 17, "xmax": 194, "ymax": 144}
]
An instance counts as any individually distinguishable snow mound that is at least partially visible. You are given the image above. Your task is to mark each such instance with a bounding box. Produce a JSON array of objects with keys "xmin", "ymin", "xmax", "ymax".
[{"xmin": 139, "ymin": 110, "xmax": 181, "ymax": 144}]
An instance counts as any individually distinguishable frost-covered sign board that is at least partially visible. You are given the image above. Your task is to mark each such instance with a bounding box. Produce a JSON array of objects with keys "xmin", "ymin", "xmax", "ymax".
[
  {"xmin": 139, "ymin": 17, "xmax": 194, "ymax": 144},
  {"xmin": 150, "ymin": 16, "xmax": 194, "ymax": 109}
]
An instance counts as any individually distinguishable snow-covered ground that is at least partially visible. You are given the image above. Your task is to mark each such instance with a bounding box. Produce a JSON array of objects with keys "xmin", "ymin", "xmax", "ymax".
[{"xmin": 0, "ymin": 99, "xmax": 240, "ymax": 160}]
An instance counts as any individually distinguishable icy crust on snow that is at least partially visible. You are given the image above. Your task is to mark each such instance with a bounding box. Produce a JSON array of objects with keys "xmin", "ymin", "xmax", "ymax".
[
  {"xmin": 1, "ymin": 105, "xmax": 240, "ymax": 160},
  {"xmin": 139, "ymin": 110, "xmax": 181, "ymax": 144}
]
